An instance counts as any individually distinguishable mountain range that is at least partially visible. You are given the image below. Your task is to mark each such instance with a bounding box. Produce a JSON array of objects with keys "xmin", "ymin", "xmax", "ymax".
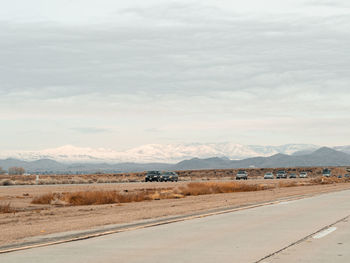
[
  {"xmin": 2, "ymin": 143, "xmax": 350, "ymax": 164},
  {"xmin": 0, "ymin": 147, "xmax": 349, "ymax": 174}
]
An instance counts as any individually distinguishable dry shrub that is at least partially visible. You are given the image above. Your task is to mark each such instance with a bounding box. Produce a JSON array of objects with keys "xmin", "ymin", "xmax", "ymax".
[
  {"xmin": 31, "ymin": 193, "xmax": 56, "ymax": 204},
  {"xmin": 278, "ymin": 181, "xmax": 299, "ymax": 188},
  {"xmin": 0, "ymin": 203, "xmax": 14, "ymax": 213},
  {"xmin": 30, "ymin": 176, "xmax": 350, "ymax": 207},
  {"xmin": 63, "ymin": 190, "xmax": 155, "ymax": 205},
  {"xmin": 310, "ymin": 176, "xmax": 344, "ymax": 185},
  {"xmin": 0, "ymin": 179, "xmax": 15, "ymax": 186},
  {"xmin": 64, "ymin": 191, "xmax": 118, "ymax": 205},
  {"xmin": 38, "ymin": 179, "xmax": 59, "ymax": 185},
  {"xmin": 178, "ymin": 182, "xmax": 272, "ymax": 196},
  {"xmin": 116, "ymin": 191, "xmax": 151, "ymax": 203}
]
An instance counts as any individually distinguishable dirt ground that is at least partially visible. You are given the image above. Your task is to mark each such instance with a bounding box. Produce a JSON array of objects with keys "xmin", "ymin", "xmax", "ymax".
[{"xmin": 1, "ymin": 179, "xmax": 350, "ymax": 246}]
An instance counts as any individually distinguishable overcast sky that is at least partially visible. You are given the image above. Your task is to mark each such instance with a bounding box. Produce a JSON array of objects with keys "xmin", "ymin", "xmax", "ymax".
[{"xmin": 1, "ymin": 0, "xmax": 349, "ymax": 151}]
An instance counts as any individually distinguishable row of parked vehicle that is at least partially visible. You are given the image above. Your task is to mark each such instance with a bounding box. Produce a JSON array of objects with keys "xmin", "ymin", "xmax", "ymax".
[
  {"xmin": 322, "ymin": 168, "xmax": 350, "ymax": 178},
  {"xmin": 145, "ymin": 168, "xmax": 350, "ymax": 182},
  {"xmin": 145, "ymin": 171, "xmax": 179, "ymax": 182},
  {"xmin": 263, "ymin": 171, "xmax": 308, "ymax": 179},
  {"xmin": 235, "ymin": 170, "xmax": 309, "ymax": 180}
]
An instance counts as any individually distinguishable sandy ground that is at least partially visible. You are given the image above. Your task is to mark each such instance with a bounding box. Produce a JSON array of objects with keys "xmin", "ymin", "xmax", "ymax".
[{"xmin": 1, "ymin": 180, "xmax": 350, "ymax": 246}]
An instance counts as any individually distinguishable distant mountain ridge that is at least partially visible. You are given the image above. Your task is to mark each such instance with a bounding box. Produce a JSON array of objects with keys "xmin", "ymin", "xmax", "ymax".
[
  {"xmin": 0, "ymin": 147, "xmax": 349, "ymax": 174},
  {"xmin": 0, "ymin": 143, "xmax": 330, "ymax": 163},
  {"xmin": 175, "ymin": 147, "xmax": 350, "ymax": 170}
]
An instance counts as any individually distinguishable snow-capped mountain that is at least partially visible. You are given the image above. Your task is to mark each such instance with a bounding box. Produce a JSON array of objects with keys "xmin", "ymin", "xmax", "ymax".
[{"xmin": 0, "ymin": 143, "xmax": 322, "ymax": 163}]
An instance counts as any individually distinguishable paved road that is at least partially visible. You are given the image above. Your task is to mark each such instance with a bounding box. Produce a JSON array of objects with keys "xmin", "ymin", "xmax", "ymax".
[
  {"xmin": 2, "ymin": 190, "xmax": 350, "ymax": 263},
  {"xmin": 267, "ymin": 215, "xmax": 350, "ymax": 262}
]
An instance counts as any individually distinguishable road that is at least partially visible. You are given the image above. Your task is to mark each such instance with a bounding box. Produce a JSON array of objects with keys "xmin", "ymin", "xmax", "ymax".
[{"xmin": 2, "ymin": 189, "xmax": 350, "ymax": 263}]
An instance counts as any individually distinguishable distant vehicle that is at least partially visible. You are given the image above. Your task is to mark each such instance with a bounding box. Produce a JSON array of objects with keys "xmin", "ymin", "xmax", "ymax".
[
  {"xmin": 345, "ymin": 174, "xmax": 350, "ymax": 178},
  {"xmin": 289, "ymin": 173, "xmax": 297, "ymax": 179},
  {"xmin": 145, "ymin": 171, "xmax": 161, "ymax": 182},
  {"xmin": 347, "ymin": 168, "xmax": 350, "ymax": 173},
  {"xmin": 160, "ymin": 171, "xmax": 178, "ymax": 182},
  {"xmin": 236, "ymin": 170, "xmax": 248, "ymax": 180},
  {"xmin": 276, "ymin": 170, "xmax": 287, "ymax": 179},
  {"xmin": 264, "ymin": 172, "xmax": 274, "ymax": 179},
  {"xmin": 299, "ymin": 172, "xmax": 308, "ymax": 178},
  {"xmin": 322, "ymin": 168, "xmax": 332, "ymax": 177},
  {"xmin": 338, "ymin": 175, "xmax": 343, "ymax": 179}
]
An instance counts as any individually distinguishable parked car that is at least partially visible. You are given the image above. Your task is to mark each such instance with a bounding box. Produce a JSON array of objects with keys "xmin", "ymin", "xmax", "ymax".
[
  {"xmin": 236, "ymin": 170, "xmax": 248, "ymax": 180},
  {"xmin": 289, "ymin": 173, "xmax": 297, "ymax": 179},
  {"xmin": 145, "ymin": 171, "xmax": 161, "ymax": 182},
  {"xmin": 338, "ymin": 175, "xmax": 343, "ymax": 179},
  {"xmin": 345, "ymin": 174, "xmax": 350, "ymax": 178},
  {"xmin": 322, "ymin": 168, "xmax": 332, "ymax": 177},
  {"xmin": 264, "ymin": 172, "xmax": 274, "ymax": 179},
  {"xmin": 160, "ymin": 171, "xmax": 179, "ymax": 182},
  {"xmin": 276, "ymin": 170, "xmax": 287, "ymax": 179},
  {"xmin": 299, "ymin": 172, "xmax": 308, "ymax": 178}
]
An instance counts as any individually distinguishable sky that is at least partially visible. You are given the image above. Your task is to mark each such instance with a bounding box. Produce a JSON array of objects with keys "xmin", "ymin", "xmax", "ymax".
[{"xmin": 0, "ymin": 0, "xmax": 349, "ymax": 151}]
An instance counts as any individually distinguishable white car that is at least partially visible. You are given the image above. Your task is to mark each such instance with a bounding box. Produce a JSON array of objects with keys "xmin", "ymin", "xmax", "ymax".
[
  {"xmin": 299, "ymin": 172, "xmax": 308, "ymax": 178},
  {"xmin": 236, "ymin": 170, "xmax": 248, "ymax": 180},
  {"xmin": 264, "ymin": 172, "xmax": 274, "ymax": 179}
]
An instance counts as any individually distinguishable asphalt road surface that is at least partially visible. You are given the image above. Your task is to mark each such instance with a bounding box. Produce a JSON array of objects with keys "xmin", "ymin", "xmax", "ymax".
[{"xmin": 2, "ymin": 189, "xmax": 350, "ymax": 263}]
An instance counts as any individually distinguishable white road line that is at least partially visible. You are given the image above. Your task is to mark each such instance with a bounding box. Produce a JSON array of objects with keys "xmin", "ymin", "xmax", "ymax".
[
  {"xmin": 276, "ymin": 200, "xmax": 298, "ymax": 205},
  {"xmin": 313, "ymin": 227, "xmax": 337, "ymax": 239}
]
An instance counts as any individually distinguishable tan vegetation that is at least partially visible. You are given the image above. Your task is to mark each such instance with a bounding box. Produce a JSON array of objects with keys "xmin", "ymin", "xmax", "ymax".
[
  {"xmin": 0, "ymin": 179, "xmax": 15, "ymax": 186},
  {"xmin": 178, "ymin": 182, "xmax": 273, "ymax": 196},
  {"xmin": 1, "ymin": 166, "xmax": 349, "ymax": 186},
  {"xmin": 30, "ymin": 177, "xmax": 350, "ymax": 206},
  {"xmin": 0, "ymin": 203, "xmax": 15, "ymax": 214}
]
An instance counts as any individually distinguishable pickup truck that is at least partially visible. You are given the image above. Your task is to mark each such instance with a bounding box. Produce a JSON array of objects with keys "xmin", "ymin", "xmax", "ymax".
[{"xmin": 236, "ymin": 170, "xmax": 248, "ymax": 180}]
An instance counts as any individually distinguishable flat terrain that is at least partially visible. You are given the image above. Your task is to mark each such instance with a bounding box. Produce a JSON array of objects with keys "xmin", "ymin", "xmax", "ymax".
[
  {"xmin": 2, "ymin": 188, "xmax": 350, "ymax": 263},
  {"xmin": 1, "ymin": 179, "xmax": 350, "ymax": 247}
]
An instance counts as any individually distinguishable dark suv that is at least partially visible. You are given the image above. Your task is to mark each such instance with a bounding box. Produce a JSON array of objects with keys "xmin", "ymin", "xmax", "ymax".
[
  {"xmin": 322, "ymin": 168, "xmax": 331, "ymax": 177},
  {"xmin": 160, "ymin": 171, "xmax": 179, "ymax": 182},
  {"xmin": 145, "ymin": 171, "xmax": 161, "ymax": 182},
  {"xmin": 276, "ymin": 170, "xmax": 287, "ymax": 179}
]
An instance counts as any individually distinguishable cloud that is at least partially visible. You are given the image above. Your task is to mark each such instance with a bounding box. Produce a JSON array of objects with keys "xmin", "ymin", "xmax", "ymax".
[
  {"xmin": 0, "ymin": 1, "xmax": 349, "ymax": 149},
  {"xmin": 305, "ymin": 0, "xmax": 350, "ymax": 8},
  {"xmin": 71, "ymin": 127, "xmax": 112, "ymax": 134}
]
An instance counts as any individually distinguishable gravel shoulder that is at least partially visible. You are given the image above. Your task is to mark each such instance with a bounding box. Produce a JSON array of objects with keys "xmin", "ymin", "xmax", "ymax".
[{"xmin": 1, "ymin": 180, "xmax": 350, "ymax": 246}]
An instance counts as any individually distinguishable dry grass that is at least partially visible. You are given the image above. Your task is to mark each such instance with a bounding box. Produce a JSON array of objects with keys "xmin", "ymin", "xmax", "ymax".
[
  {"xmin": 0, "ymin": 179, "xmax": 15, "ymax": 186},
  {"xmin": 30, "ymin": 182, "xmax": 275, "ymax": 206},
  {"xmin": 62, "ymin": 189, "xmax": 183, "ymax": 205},
  {"xmin": 0, "ymin": 203, "xmax": 15, "ymax": 213},
  {"xmin": 64, "ymin": 191, "xmax": 118, "ymax": 205},
  {"xmin": 31, "ymin": 193, "xmax": 56, "ymax": 204},
  {"xmin": 30, "ymin": 176, "xmax": 350, "ymax": 207},
  {"xmin": 177, "ymin": 182, "xmax": 273, "ymax": 196},
  {"xmin": 278, "ymin": 181, "xmax": 299, "ymax": 188},
  {"xmin": 310, "ymin": 176, "xmax": 349, "ymax": 185}
]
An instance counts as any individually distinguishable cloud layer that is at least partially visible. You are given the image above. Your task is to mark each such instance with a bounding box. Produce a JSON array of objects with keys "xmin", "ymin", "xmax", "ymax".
[{"xmin": 0, "ymin": 0, "xmax": 349, "ymax": 150}]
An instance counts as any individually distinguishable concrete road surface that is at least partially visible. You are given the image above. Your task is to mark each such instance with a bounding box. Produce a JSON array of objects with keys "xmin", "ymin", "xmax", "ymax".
[
  {"xmin": 266, "ymin": 215, "xmax": 350, "ymax": 262},
  {"xmin": 2, "ymin": 190, "xmax": 350, "ymax": 263}
]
